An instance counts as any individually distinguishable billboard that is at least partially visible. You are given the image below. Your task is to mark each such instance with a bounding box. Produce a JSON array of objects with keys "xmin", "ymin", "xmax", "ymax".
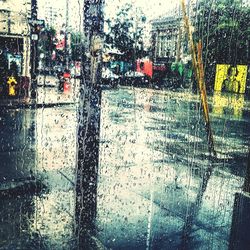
[{"xmin": 214, "ymin": 64, "xmax": 248, "ymax": 94}]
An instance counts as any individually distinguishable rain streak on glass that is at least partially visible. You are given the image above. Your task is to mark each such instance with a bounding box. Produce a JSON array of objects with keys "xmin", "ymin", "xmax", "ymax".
[{"xmin": 0, "ymin": 0, "xmax": 249, "ymax": 249}]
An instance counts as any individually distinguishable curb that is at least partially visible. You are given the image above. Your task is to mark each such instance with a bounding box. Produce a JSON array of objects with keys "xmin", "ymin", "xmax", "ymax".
[
  {"xmin": 0, "ymin": 178, "xmax": 46, "ymax": 198},
  {"xmin": 0, "ymin": 102, "xmax": 77, "ymax": 109}
]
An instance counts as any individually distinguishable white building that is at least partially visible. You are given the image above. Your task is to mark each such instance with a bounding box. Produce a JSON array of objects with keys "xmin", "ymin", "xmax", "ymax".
[
  {"xmin": 151, "ymin": 15, "xmax": 183, "ymax": 62},
  {"xmin": 37, "ymin": 0, "xmax": 83, "ymax": 33},
  {"xmin": 150, "ymin": 0, "xmax": 196, "ymax": 64}
]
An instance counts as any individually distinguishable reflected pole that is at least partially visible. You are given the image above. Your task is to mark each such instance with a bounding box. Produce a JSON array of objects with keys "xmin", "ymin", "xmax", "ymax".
[{"xmin": 75, "ymin": 0, "xmax": 104, "ymax": 249}]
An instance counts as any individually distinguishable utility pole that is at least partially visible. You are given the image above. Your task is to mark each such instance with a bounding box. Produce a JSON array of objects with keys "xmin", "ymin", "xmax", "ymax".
[
  {"xmin": 75, "ymin": 0, "xmax": 104, "ymax": 248},
  {"xmin": 30, "ymin": 0, "xmax": 39, "ymax": 98},
  {"xmin": 64, "ymin": 0, "xmax": 69, "ymax": 70},
  {"xmin": 133, "ymin": 4, "xmax": 138, "ymax": 71}
]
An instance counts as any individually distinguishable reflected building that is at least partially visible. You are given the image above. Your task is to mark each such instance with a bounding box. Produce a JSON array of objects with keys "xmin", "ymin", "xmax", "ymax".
[
  {"xmin": 37, "ymin": 0, "xmax": 83, "ymax": 32},
  {"xmin": 43, "ymin": 3, "xmax": 62, "ymax": 29}
]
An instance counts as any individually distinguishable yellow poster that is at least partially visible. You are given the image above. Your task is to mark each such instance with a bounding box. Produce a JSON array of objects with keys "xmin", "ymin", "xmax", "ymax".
[
  {"xmin": 212, "ymin": 92, "xmax": 244, "ymax": 119},
  {"xmin": 214, "ymin": 64, "xmax": 248, "ymax": 94}
]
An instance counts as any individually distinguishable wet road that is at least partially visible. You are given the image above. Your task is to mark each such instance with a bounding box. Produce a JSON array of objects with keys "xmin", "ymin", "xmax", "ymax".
[
  {"xmin": 36, "ymin": 75, "xmax": 80, "ymax": 105},
  {"xmin": 97, "ymin": 88, "xmax": 249, "ymax": 249},
  {"xmin": 0, "ymin": 85, "xmax": 249, "ymax": 249}
]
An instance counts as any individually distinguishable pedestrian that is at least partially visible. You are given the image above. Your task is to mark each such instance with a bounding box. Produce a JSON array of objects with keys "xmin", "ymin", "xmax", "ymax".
[
  {"xmin": 57, "ymin": 71, "xmax": 64, "ymax": 91},
  {"xmin": 222, "ymin": 65, "xmax": 240, "ymax": 93}
]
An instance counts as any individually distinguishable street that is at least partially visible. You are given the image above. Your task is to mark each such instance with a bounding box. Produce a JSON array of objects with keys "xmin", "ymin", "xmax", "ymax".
[
  {"xmin": 0, "ymin": 81, "xmax": 249, "ymax": 249},
  {"xmin": 36, "ymin": 75, "xmax": 80, "ymax": 105},
  {"xmin": 1, "ymin": 0, "xmax": 249, "ymax": 248},
  {"xmin": 97, "ymin": 87, "xmax": 249, "ymax": 249}
]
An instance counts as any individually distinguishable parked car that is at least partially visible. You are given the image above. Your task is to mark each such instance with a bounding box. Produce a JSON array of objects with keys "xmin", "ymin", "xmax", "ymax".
[
  {"xmin": 123, "ymin": 70, "xmax": 149, "ymax": 86},
  {"xmin": 101, "ymin": 67, "xmax": 120, "ymax": 87}
]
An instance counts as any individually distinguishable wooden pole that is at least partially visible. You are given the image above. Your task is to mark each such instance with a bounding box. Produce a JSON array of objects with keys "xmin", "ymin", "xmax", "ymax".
[
  {"xmin": 180, "ymin": 1, "xmax": 217, "ymax": 248},
  {"xmin": 196, "ymin": 41, "xmax": 216, "ymax": 157},
  {"xmin": 180, "ymin": 0, "xmax": 216, "ymax": 158}
]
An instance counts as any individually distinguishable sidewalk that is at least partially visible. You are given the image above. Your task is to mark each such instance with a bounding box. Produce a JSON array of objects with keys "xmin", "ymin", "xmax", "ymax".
[
  {"xmin": 0, "ymin": 74, "xmax": 80, "ymax": 108},
  {"xmin": 0, "ymin": 85, "xmax": 79, "ymax": 109},
  {"xmin": 0, "ymin": 97, "xmax": 76, "ymax": 109}
]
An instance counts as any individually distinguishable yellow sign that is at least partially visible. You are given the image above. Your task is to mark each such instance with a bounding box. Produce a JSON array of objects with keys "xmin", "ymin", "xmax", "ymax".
[
  {"xmin": 214, "ymin": 64, "xmax": 248, "ymax": 94},
  {"xmin": 212, "ymin": 92, "xmax": 244, "ymax": 119}
]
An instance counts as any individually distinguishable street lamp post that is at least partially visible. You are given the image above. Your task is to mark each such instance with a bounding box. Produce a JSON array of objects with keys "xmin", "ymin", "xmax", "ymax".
[
  {"xmin": 64, "ymin": 0, "xmax": 69, "ymax": 70},
  {"xmin": 30, "ymin": 0, "xmax": 39, "ymax": 98},
  {"xmin": 75, "ymin": 0, "xmax": 104, "ymax": 248}
]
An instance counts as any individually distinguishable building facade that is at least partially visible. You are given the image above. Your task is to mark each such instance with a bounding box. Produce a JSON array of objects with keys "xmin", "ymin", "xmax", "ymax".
[
  {"xmin": 151, "ymin": 15, "xmax": 185, "ymax": 65},
  {"xmin": 0, "ymin": 0, "xmax": 32, "ymax": 78},
  {"xmin": 37, "ymin": 0, "xmax": 83, "ymax": 32},
  {"xmin": 150, "ymin": 1, "xmax": 196, "ymax": 65}
]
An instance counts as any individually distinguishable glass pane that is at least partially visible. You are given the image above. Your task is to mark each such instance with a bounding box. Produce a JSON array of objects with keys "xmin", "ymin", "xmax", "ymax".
[{"xmin": 0, "ymin": 0, "xmax": 249, "ymax": 249}]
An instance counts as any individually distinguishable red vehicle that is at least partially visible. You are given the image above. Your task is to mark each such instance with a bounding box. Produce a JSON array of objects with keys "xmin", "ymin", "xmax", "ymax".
[
  {"xmin": 136, "ymin": 59, "xmax": 153, "ymax": 78},
  {"xmin": 136, "ymin": 58, "xmax": 167, "ymax": 84},
  {"xmin": 58, "ymin": 70, "xmax": 71, "ymax": 93}
]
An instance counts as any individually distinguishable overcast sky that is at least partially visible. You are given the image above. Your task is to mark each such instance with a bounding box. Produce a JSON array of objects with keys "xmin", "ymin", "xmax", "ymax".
[
  {"xmin": 104, "ymin": 0, "xmax": 179, "ymax": 21},
  {"xmin": 38, "ymin": 0, "xmax": 179, "ymax": 26}
]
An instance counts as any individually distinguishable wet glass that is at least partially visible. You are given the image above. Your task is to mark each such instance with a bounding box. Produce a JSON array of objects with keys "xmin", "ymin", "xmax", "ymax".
[{"xmin": 0, "ymin": 0, "xmax": 249, "ymax": 249}]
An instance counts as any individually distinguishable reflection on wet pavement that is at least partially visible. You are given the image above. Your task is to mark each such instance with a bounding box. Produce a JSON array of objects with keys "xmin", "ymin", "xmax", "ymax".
[
  {"xmin": 97, "ymin": 87, "xmax": 249, "ymax": 249},
  {"xmin": 0, "ymin": 87, "xmax": 249, "ymax": 249},
  {"xmin": 0, "ymin": 105, "xmax": 77, "ymax": 249},
  {"xmin": 36, "ymin": 76, "xmax": 80, "ymax": 105}
]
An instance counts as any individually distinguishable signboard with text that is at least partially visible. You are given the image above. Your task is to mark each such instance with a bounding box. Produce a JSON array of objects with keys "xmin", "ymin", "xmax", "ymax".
[{"xmin": 28, "ymin": 18, "xmax": 45, "ymax": 27}]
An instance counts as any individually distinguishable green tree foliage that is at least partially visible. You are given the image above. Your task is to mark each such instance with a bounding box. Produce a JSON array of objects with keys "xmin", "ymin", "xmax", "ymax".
[
  {"xmin": 70, "ymin": 32, "xmax": 83, "ymax": 61},
  {"xmin": 194, "ymin": 0, "xmax": 249, "ymax": 87},
  {"xmin": 105, "ymin": 3, "xmax": 146, "ymax": 61}
]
